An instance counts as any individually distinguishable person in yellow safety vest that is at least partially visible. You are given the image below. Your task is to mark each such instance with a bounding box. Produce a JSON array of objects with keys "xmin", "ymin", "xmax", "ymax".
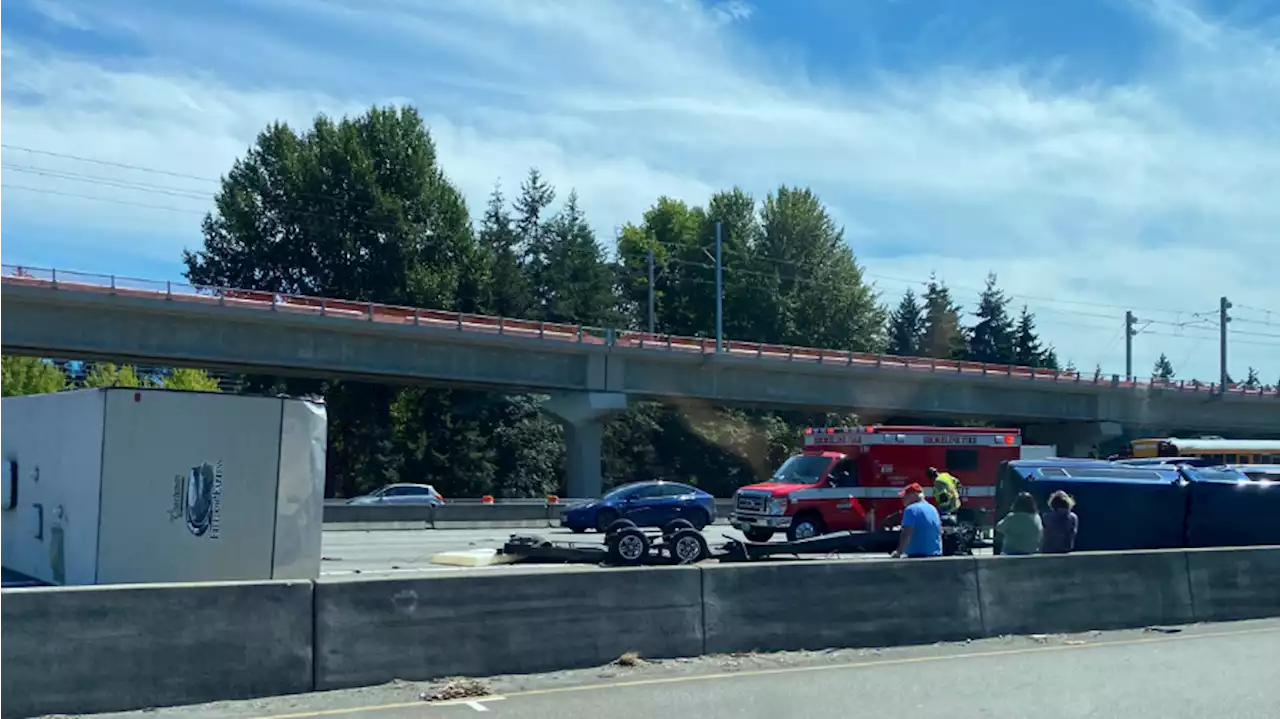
[{"xmin": 926, "ymin": 466, "xmax": 962, "ymax": 516}]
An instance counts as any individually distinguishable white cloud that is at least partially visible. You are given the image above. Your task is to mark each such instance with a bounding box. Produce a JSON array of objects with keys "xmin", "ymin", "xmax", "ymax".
[
  {"xmin": 27, "ymin": 0, "xmax": 92, "ymax": 30},
  {"xmin": 1, "ymin": 0, "xmax": 1277, "ymax": 383}
]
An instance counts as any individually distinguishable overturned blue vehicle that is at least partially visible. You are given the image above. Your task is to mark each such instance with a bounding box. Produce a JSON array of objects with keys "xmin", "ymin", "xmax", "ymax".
[{"xmin": 996, "ymin": 459, "xmax": 1280, "ymax": 552}]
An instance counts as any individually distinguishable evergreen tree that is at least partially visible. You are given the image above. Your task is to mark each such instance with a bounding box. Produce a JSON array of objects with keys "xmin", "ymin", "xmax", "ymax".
[
  {"xmin": 920, "ymin": 275, "xmax": 966, "ymax": 360},
  {"xmin": 1011, "ymin": 306, "xmax": 1059, "ymax": 369},
  {"xmin": 1041, "ymin": 347, "xmax": 1061, "ymax": 371},
  {"xmin": 967, "ymin": 274, "xmax": 1016, "ymax": 364},
  {"xmin": 534, "ymin": 191, "xmax": 618, "ymax": 326},
  {"xmin": 477, "ymin": 183, "xmax": 529, "ymax": 317},
  {"xmin": 886, "ymin": 290, "xmax": 925, "ymax": 356},
  {"xmin": 1243, "ymin": 367, "xmax": 1260, "ymax": 389},
  {"xmin": 1151, "ymin": 353, "xmax": 1176, "ymax": 382},
  {"xmin": 514, "ymin": 168, "xmax": 556, "ymax": 308}
]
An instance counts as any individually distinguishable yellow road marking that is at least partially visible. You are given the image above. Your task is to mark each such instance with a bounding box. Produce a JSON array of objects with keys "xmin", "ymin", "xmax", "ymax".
[{"xmin": 254, "ymin": 624, "xmax": 1280, "ymax": 718}]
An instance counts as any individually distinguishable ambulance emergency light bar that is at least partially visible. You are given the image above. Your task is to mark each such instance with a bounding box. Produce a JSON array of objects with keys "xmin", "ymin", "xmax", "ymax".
[{"xmin": 803, "ymin": 425, "xmax": 1020, "ymax": 446}]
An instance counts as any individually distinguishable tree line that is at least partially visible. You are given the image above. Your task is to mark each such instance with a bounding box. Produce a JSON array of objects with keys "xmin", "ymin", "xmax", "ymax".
[
  {"xmin": 3, "ymin": 105, "xmax": 1246, "ymax": 499},
  {"xmin": 1150, "ymin": 353, "xmax": 1265, "ymax": 390},
  {"xmin": 1, "ymin": 358, "xmax": 222, "ymax": 395}
]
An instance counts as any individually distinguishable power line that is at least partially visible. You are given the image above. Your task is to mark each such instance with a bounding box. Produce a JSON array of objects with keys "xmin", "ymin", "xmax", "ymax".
[
  {"xmin": 3, "ymin": 185, "xmax": 206, "ymax": 214},
  {"xmin": 3, "ymin": 163, "xmax": 214, "ymax": 200},
  {"xmin": 1, "ymin": 144, "xmax": 221, "ymax": 183}
]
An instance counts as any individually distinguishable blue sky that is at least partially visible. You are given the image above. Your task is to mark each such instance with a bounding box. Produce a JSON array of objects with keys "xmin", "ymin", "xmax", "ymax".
[{"xmin": 2, "ymin": 0, "xmax": 1278, "ymax": 382}]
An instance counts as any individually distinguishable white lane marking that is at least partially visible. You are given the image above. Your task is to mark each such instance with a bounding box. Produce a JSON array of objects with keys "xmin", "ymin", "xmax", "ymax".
[{"xmin": 431, "ymin": 696, "xmax": 506, "ymax": 711}]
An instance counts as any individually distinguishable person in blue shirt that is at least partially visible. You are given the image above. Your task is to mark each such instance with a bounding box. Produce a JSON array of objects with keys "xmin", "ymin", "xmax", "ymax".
[{"xmin": 891, "ymin": 483, "xmax": 943, "ymax": 558}]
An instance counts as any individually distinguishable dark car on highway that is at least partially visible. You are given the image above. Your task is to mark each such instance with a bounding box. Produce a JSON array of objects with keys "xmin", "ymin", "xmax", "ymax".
[{"xmin": 561, "ymin": 481, "xmax": 716, "ymax": 533}]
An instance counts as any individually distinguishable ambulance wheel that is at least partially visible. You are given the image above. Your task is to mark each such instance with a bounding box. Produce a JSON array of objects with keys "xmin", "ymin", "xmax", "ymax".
[
  {"xmin": 743, "ymin": 528, "xmax": 775, "ymax": 543},
  {"xmin": 608, "ymin": 527, "xmax": 650, "ymax": 566},
  {"xmin": 669, "ymin": 529, "xmax": 709, "ymax": 564},
  {"xmin": 604, "ymin": 518, "xmax": 637, "ymax": 537},
  {"xmin": 662, "ymin": 519, "xmax": 696, "ymax": 538},
  {"xmin": 787, "ymin": 513, "xmax": 826, "ymax": 542}
]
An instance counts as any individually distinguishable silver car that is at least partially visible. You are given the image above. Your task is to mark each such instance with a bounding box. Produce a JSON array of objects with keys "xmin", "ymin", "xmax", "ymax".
[{"xmin": 347, "ymin": 483, "xmax": 445, "ymax": 506}]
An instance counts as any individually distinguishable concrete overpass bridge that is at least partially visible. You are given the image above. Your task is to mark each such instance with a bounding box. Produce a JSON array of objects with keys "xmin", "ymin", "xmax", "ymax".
[{"xmin": 3, "ymin": 266, "xmax": 1276, "ymax": 495}]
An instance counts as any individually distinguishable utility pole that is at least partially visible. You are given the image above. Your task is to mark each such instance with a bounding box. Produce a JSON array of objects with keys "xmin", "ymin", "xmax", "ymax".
[
  {"xmin": 1125, "ymin": 311, "xmax": 1137, "ymax": 381},
  {"xmin": 646, "ymin": 249, "xmax": 655, "ymax": 335},
  {"xmin": 714, "ymin": 221, "xmax": 724, "ymax": 353},
  {"xmin": 1220, "ymin": 296, "xmax": 1232, "ymax": 391}
]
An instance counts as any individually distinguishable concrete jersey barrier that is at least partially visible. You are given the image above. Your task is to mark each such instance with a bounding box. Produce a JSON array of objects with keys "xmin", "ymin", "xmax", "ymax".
[
  {"xmin": 1185, "ymin": 545, "xmax": 1280, "ymax": 622},
  {"xmin": 975, "ymin": 549, "xmax": 1195, "ymax": 636},
  {"xmin": 0, "ymin": 579, "xmax": 313, "ymax": 719},
  {"xmin": 3, "ymin": 545, "xmax": 1278, "ymax": 718},
  {"xmin": 313, "ymin": 565, "xmax": 704, "ymax": 690},
  {"xmin": 701, "ymin": 557, "xmax": 983, "ymax": 654}
]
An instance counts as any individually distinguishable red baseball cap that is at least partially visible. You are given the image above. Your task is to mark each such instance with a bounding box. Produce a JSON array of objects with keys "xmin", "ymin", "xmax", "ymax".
[{"xmin": 899, "ymin": 482, "xmax": 924, "ymax": 496}]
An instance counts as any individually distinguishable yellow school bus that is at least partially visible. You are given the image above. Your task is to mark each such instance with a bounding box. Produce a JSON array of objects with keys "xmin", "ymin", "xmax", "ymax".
[{"xmin": 1128, "ymin": 437, "xmax": 1280, "ymax": 465}]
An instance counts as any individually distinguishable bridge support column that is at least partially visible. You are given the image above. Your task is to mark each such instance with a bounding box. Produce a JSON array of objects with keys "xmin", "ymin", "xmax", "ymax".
[
  {"xmin": 1025, "ymin": 421, "xmax": 1123, "ymax": 458},
  {"xmin": 544, "ymin": 392, "xmax": 628, "ymax": 498}
]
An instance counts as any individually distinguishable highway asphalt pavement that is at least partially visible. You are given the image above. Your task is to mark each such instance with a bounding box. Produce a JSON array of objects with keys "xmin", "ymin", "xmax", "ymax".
[{"xmin": 87, "ymin": 618, "xmax": 1280, "ymax": 718}]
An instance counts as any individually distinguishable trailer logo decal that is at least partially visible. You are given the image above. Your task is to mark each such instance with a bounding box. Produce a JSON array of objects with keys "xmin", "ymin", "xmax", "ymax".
[{"xmin": 168, "ymin": 462, "xmax": 222, "ymax": 539}]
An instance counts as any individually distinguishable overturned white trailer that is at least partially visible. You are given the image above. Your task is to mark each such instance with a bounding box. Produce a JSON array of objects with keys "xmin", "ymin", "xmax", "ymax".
[{"xmin": 1, "ymin": 388, "xmax": 327, "ymax": 586}]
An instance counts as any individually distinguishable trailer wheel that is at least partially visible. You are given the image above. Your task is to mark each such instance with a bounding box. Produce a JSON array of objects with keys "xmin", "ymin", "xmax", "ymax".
[
  {"xmin": 670, "ymin": 529, "xmax": 709, "ymax": 564},
  {"xmin": 662, "ymin": 519, "xmax": 696, "ymax": 538},
  {"xmin": 743, "ymin": 528, "xmax": 774, "ymax": 543},
  {"xmin": 608, "ymin": 527, "xmax": 650, "ymax": 566},
  {"xmin": 604, "ymin": 518, "xmax": 638, "ymax": 537}
]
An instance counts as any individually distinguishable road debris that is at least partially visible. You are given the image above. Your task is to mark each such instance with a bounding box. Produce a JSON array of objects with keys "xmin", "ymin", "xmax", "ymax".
[
  {"xmin": 614, "ymin": 651, "xmax": 647, "ymax": 667},
  {"xmin": 421, "ymin": 678, "xmax": 492, "ymax": 702}
]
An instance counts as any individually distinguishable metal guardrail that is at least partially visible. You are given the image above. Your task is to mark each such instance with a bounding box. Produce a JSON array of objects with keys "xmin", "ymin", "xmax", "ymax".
[{"xmin": 4, "ymin": 264, "xmax": 1277, "ymax": 396}]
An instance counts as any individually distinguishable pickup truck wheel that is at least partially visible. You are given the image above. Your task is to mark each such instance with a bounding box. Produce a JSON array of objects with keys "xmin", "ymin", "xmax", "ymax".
[
  {"xmin": 670, "ymin": 529, "xmax": 709, "ymax": 564},
  {"xmin": 595, "ymin": 509, "xmax": 621, "ymax": 533},
  {"xmin": 786, "ymin": 514, "xmax": 825, "ymax": 542},
  {"xmin": 743, "ymin": 528, "xmax": 774, "ymax": 543},
  {"xmin": 608, "ymin": 527, "xmax": 650, "ymax": 566}
]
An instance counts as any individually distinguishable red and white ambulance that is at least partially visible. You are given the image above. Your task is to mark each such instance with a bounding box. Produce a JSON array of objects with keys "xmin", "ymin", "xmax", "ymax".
[{"xmin": 730, "ymin": 425, "xmax": 1042, "ymax": 542}]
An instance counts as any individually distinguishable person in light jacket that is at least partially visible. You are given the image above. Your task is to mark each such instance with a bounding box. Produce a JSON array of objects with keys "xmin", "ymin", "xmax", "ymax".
[
  {"xmin": 996, "ymin": 492, "xmax": 1042, "ymax": 555},
  {"xmin": 1040, "ymin": 490, "xmax": 1079, "ymax": 554}
]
